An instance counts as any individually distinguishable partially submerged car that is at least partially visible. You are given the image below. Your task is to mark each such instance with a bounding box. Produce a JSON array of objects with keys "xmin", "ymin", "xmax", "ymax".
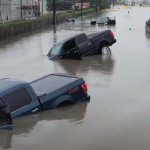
[
  {"xmin": 47, "ymin": 30, "xmax": 116, "ymax": 60},
  {"xmin": 91, "ymin": 16, "xmax": 116, "ymax": 25},
  {"xmin": 145, "ymin": 18, "xmax": 150, "ymax": 34},
  {"xmin": 66, "ymin": 18, "xmax": 80, "ymax": 23}
]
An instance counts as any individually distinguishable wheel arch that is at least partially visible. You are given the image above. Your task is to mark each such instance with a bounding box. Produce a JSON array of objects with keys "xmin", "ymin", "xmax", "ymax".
[
  {"xmin": 98, "ymin": 40, "xmax": 110, "ymax": 49},
  {"xmin": 51, "ymin": 95, "xmax": 75, "ymax": 109}
]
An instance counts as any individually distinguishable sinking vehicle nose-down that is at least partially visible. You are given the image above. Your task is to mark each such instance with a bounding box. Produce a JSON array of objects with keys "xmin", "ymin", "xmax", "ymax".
[{"xmin": 47, "ymin": 30, "xmax": 116, "ymax": 60}]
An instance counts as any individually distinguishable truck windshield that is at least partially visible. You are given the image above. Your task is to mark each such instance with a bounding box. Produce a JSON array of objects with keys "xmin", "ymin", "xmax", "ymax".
[{"xmin": 51, "ymin": 43, "xmax": 63, "ymax": 55}]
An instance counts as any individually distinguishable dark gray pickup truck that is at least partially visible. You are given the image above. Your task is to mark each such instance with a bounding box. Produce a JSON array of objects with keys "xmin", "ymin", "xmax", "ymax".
[
  {"xmin": 47, "ymin": 30, "xmax": 116, "ymax": 60},
  {"xmin": 0, "ymin": 74, "xmax": 90, "ymax": 129}
]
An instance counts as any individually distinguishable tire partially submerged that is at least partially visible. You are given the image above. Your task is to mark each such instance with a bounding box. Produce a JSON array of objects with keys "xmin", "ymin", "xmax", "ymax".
[{"xmin": 101, "ymin": 46, "xmax": 111, "ymax": 55}]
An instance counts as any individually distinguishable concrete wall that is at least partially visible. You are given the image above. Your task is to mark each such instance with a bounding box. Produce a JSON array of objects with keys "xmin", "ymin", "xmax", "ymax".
[
  {"xmin": 11, "ymin": 0, "xmax": 21, "ymax": 20},
  {"xmin": 0, "ymin": 0, "xmax": 11, "ymax": 22},
  {"xmin": 40, "ymin": 0, "xmax": 48, "ymax": 15}
]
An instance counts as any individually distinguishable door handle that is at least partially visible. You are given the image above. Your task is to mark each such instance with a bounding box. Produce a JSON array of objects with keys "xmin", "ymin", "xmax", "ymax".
[{"xmin": 32, "ymin": 108, "xmax": 39, "ymax": 113}]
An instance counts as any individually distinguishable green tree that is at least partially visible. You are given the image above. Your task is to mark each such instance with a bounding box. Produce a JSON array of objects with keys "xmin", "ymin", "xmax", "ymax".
[{"xmin": 90, "ymin": 0, "xmax": 111, "ymax": 11}]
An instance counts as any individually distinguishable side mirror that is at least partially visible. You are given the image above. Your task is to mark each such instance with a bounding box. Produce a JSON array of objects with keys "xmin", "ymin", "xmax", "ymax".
[{"xmin": 0, "ymin": 104, "xmax": 13, "ymax": 130}]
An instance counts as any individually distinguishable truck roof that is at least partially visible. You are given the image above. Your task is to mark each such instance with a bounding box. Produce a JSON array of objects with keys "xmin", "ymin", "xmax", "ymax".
[{"xmin": 0, "ymin": 78, "xmax": 27, "ymax": 95}]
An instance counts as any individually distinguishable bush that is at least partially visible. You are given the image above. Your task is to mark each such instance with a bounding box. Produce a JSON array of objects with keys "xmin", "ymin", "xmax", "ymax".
[{"xmin": 0, "ymin": 9, "xmax": 94, "ymax": 40}]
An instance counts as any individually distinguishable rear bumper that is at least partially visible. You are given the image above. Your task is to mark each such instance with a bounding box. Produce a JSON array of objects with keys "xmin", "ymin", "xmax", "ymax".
[
  {"xmin": 81, "ymin": 95, "xmax": 90, "ymax": 102},
  {"xmin": 109, "ymin": 39, "xmax": 116, "ymax": 46}
]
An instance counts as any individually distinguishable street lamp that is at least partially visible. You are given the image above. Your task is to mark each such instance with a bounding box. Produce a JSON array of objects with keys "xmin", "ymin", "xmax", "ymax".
[{"xmin": 81, "ymin": 0, "xmax": 83, "ymax": 19}]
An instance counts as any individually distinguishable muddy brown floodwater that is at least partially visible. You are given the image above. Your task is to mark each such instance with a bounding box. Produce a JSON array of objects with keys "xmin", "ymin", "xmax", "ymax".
[{"xmin": 0, "ymin": 6, "xmax": 150, "ymax": 150}]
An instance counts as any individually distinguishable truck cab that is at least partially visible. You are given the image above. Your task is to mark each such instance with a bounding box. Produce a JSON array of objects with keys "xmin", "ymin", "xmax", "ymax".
[{"xmin": 0, "ymin": 79, "xmax": 41, "ymax": 118}]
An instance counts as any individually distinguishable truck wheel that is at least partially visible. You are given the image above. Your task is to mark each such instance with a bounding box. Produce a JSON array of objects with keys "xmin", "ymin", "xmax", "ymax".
[{"xmin": 101, "ymin": 46, "xmax": 111, "ymax": 55}]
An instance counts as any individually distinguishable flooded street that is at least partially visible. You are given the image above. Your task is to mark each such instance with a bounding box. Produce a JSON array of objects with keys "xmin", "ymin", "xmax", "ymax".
[{"xmin": 0, "ymin": 6, "xmax": 150, "ymax": 150}]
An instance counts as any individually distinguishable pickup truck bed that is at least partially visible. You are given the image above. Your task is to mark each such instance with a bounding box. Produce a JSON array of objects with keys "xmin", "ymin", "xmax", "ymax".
[{"xmin": 31, "ymin": 74, "xmax": 79, "ymax": 96}]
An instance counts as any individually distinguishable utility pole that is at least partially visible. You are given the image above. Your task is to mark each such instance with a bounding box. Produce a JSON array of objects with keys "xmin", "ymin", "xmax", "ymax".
[
  {"xmin": 80, "ymin": 0, "xmax": 83, "ymax": 19},
  {"xmin": 53, "ymin": 0, "xmax": 56, "ymax": 25},
  {"xmin": 41, "ymin": 0, "xmax": 43, "ymax": 16},
  {"xmin": 0, "ymin": 0, "xmax": 1, "ymax": 20},
  {"xmin": 20, "ymin": 0, "xmax": 22, "ymax": 19}
]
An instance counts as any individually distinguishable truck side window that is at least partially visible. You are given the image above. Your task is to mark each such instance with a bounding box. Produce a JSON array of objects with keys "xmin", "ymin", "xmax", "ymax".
[
  {"xmin": 75, "ymin": 34, "xmax": 88, "ymax": 45},
  {"xmin": 2, "ymin": 89, "xmax": 32, "ymax": 112},
  {"xmin": 63, "ymin": 39, "xmax": 76, "ymax": 53}
]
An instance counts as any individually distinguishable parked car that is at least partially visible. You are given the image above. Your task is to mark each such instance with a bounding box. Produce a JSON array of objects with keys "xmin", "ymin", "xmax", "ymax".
[
  {"xmin": 47, "ymin": 30, "xmax": 116, "ymax": 60},
  {"xmin": 145, "ymin": 18, "xmax": 150, "ymax": 34},
  {"xmin": 91, "ymin": 16, "xmax": 116, "ymax": 25},
  {"xmin": 0, "ymin": 73, "xmax": 90, "ymax": 129}
]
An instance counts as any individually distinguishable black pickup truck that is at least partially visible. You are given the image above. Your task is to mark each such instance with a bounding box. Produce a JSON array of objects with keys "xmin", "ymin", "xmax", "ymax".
[
  {"xmin": 0, "ymin": 74, "xmax": 90, "ymax": 129},
  {"xmin": 47, "ymin": 30, "xmax": 116, "ymax": 60}
]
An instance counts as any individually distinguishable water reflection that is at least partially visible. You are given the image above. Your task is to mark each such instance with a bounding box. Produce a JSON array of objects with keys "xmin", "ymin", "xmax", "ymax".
[
  {"xmin": 0, "ymin": 102, "xmax": 88, "ymax": 149},
  {"xmin": 57, "ymin": 55, "xmax": 115, "ymax": 75}
]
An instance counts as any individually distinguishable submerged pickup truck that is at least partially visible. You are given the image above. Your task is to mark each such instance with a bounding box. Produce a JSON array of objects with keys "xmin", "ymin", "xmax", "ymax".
[
  {"xmin": 47, "ymin": 30, "xmax": 116, "ymax": 60},
  {"xmin": 91, "ymin": 16, "xmax": 116, "ymax": 25},
  {"xmin": 0, "ymin": 74, "xmax": 90, "ymax": 129}
]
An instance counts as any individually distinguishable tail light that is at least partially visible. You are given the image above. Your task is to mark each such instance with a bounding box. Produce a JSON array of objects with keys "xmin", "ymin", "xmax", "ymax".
[
  {"xmin": 109, "ymin": 31, "xmax": 115, "ymax": 39},
  {"xmin": 81, "ymin": 83, "xmax": 87, "ymax": 94}
]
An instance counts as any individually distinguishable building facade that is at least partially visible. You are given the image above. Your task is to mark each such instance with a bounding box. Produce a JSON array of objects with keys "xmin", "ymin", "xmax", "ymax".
[
  {"xmin": 75, "ymin": 2, "xmax": 90, "ymax": 9},
  {"xmin": 0, "ymin": 0, "xmax": 47, "ymax": 22},
  {"xmin": 0, "ymin": 0, "xmax": 11, "ymax": 22}
]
